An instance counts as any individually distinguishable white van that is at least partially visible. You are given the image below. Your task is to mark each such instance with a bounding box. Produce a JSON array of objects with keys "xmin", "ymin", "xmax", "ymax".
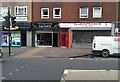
[{"xmin": 92, "ymin": 36, "xmax": 120, "ymax": 57}]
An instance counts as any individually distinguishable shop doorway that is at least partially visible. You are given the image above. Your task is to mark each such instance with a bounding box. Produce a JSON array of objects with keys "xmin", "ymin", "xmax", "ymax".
[
  {"xmin": 60, "ymin": 32, "xmax": 69, "ymax": 47},
  {"xmin": 53, "ymin": 33, "xmax": 58, "ymax": 47},
  {"xmin": 21, "ymin": 31, "xmax": 26, "ymax": 46}
]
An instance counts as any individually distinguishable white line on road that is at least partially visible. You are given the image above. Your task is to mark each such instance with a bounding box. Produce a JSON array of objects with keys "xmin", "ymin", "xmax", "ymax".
[
  {"xmin": 2, "ymin": 77, "xmax": 5, "ymax": 79},
  {"xmin": 74, "ymin": 58, "xmax": 118, "ymax": 60},
  {"xmin": 21, "ymin": 66, "xmax": 24, "ymax": 68},
  {"xmin": 25, "ymin": 64, "xmax": 28, "ymax": 66},
  {"xmin": 16, "ymin": 69, "xmax": 19, "ymax": 71},
  {"xmin": 9, "ymin": 73, "xmax": 13, "ymax": 75},
  {"xmin": 70, "ymin": 58, "xmax": 74, "ymax": 60},
  {"xmin": 98, "ymin": 58, "xmax": 119, "ymax": 60}
]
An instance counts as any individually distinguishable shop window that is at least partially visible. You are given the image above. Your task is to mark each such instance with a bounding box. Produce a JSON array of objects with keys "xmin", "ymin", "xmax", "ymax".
[
  {"xmin": 80, "ymin": 7, "xmax": 88, "ymax": 18},
  {"xmin": 93, "ymin": 7, "xmax": 102, "ymax": 18},
  {"xmin": 0, "ymin": 7, "xmax": 11, "ymax": 17},
  {"xmin": 53, "ymin": 8, "xmax": 61, "ymax": 18},
  {"xmin": 15, "ymin": 6, "xmax": 27, "ymax": 16},
  {"xmin": 41, "ymin": 8, "xmax": 49, "ymax": 19}
]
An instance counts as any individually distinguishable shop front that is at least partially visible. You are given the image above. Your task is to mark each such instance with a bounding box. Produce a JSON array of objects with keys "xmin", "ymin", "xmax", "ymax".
[
  {"xmin": 1, "ymin": 22, "xmax": 31, "ymax": 47},
  {"xmin": 32, "ymin": 22, "xmax": 59, "ymax": 47},
  {"xmin": 59, "ymin": 22, "xmax": 113, "ymax": 48},
  {"xmin": 1, "ymin": 25, "xmax": 21, "ymax": 47},
  {"xmin": 16, "ymin": 22, "xmax": 32, "ymax": 46}
]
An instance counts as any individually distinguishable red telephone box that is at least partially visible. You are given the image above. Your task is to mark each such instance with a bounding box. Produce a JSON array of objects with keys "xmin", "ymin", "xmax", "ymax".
[{"xmin": 60, "ymin": 32, "xmax": 69, "ymax": 47}]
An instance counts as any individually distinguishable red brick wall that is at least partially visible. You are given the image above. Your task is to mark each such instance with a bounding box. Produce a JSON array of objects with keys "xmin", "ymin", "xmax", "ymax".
[
  {"xmin": 118, "ymin": 1, "xmax": 120, "ymax": 22},
  {"xmin": 32, "ymin": 2, "xmax": 116, "ymax": 22}
]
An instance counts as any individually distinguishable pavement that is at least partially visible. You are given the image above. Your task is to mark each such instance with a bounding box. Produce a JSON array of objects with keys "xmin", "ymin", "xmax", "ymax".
[
  {"xmin": 60, "ymin": 69, "xmax": 119, "ymax": 82},
  {"xmin": 2, "ymin": 46, "xmax": 92, "ymax": 58}
]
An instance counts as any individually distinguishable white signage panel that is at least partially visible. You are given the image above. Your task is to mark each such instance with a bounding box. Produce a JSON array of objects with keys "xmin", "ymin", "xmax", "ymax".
[
  {"xmin": 0, "ymin": 17, "xmax": 28, "ymax": 21},
  {"xmin": 59, "ymin": 23, "xmax": 112, "ymax": 28},
  {"xmin": 15, "ymin": 17, "xmax": 27, "ymax": 21},
  {"xmin": 0, "ymin": 7, "xmax": 8, "ymax": 17},
  {"xmin": 0, "ymin": 18, "xmax": 5, "ymax": 21}
]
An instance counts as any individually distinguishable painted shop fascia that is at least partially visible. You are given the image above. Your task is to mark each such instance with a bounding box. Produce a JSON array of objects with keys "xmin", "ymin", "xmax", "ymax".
[
  {"xmin": 32, "ymin": 22, "xmax": 59, "ymax": 30},
  {"xmin": 59, "ymin": 22, "xmax": 112, "ymax": 28}
]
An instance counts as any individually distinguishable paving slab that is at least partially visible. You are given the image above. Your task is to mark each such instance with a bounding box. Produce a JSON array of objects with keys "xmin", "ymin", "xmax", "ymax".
[
  {"xmin": 33, "ymin": 47, "xmax": 92, "ymax": 58},
  {"xmin": 2, "ymin": 47, "xmax": 92, "ymax": 58}
]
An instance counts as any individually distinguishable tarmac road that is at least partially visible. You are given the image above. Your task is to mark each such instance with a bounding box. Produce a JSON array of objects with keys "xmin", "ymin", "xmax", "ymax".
[{"xmin": 2, "ymin": 57, "xmax": 119, "ymax": 81}]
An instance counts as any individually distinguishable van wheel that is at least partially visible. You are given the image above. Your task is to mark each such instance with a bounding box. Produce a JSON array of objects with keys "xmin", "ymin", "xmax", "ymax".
[{"xmin": 101, "ymin": 50, "xmax": 109, "ymax": 58}]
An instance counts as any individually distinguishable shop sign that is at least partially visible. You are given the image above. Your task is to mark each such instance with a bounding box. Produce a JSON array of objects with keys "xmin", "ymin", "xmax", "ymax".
[
  {"xmin": 15, "ymin": 17, "xmax": 27, "ymax": 21},
  {"xmin": 20, "ymin": 26, "xmax": 31, "ymax": 29},
  {"xmin": 0, "ymin": 17, "xmax": 27, "ymax": 21},
  {"xmin": 1, "ymin": 32, "xmax": 21, "ymax": 46},
  {"xmin": 16, "ymin": 22, "xmax": 31, "ymax": 29},
  {"xmin": 0, "ymin": 17, "xmax": 5, "ymax": 21},
  {"xmin": 59, "ymin": 23, "xmax": 112, "ymax": 28},
  {"xmin": 38, "ymin": 23, "xmax": 52, "ymax": 27},
  {"xmin": 33, "ymin": 23, "xmax": 55, "ymax": 28}
]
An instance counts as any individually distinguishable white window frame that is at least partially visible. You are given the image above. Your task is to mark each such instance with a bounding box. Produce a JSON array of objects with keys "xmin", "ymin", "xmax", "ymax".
[
  {"xmin": 80, "ymin": 7, "xmax": 88, "ymax": 18},
  {"xmin": 93, "ymin": 7, "xmax": 102, "ymax": 18},
  {"xmin": 53, "ymin": 8, "xmax": 61, "ymax": 19},
  {"xmin": 41, "ymin": 8, "xmax": 49, "ymax": 19},
  {"xmin": 15, "ymin": 6, "xmax": 27, "ymax": 16},
  {"xmin": 0, "ymin": 7, "xmax": 11, "ymax": 17}
]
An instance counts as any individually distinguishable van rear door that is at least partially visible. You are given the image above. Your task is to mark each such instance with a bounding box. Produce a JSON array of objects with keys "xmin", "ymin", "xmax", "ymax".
[{"xmin": 113, "ymin": 37, "xmax": 120, "ymax": 54}]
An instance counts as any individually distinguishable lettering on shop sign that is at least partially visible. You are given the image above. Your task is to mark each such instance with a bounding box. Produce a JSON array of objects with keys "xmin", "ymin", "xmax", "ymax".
[
  {"xmin": 37, "ymin": 23, "xmax": 53, "ymax": 27},
  {"xmin": 74, "ymin": 23, "xmax": 101, "ymax": 26},
  {"xmin": 59, "ymin": 23, "xmax": 112, "ymax": 27},
  {"xmin": 33, "ymin": 23, "xmax": 56, "ymax": 28}
]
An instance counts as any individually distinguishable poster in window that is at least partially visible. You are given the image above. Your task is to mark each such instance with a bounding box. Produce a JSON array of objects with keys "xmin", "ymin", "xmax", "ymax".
[
  {"xmin": 11, "ymin": 33, "xmax": 21, "ymax": 46},
  {"xmin": 1, "ymin": 33, "xmax": 9, "ymax": 46},
  {"xmin": 1, "ymin": 33, "xmax": 21, "ymax": 46}
]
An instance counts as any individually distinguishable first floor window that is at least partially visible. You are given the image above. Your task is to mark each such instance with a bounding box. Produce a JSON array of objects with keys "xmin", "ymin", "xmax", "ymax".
[
  {"xmin": 0, "ymin": 7, "xmax": 10, "ymax": 17},
  {"xmin": 53, "ymin": 8, "xmax": 61, "ymax": 18},
  {"xmin": 15, "ymin": 6, "xmax": 27, "ymax": 16},
  {"xmin": 41, "ymin": 8, "xmax": 49, "ymax": 19},
  {"xmin": 80, "ymin": 7, "xmax": 88, "ymax": 18},
  {"xmin": 93, "ymin": 7, "xmax": 102, "ymax": 18}
]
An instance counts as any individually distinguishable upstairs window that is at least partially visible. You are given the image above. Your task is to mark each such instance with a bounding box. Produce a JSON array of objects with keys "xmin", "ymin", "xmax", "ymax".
[
  {"xmin": 41, "ymin": 8, "xmax": 49, "ymax": 19},
  {"xmin": 0, "ymin": 7, "xmax": 10, "ymax": 17},
  {"xmin": 15, "ymin": 6, "xmax": 27, "ymax": 16},
  {"xmin": 53, "ymin": 8, "xmax": 61, "ymax": 18},
  {"xmin": 80, "ymin": 7, "xmax": 88, "ymax": 18},
  {"xmin": 93, "ymin": 7, "xmax": 102, "ymax": 18}
]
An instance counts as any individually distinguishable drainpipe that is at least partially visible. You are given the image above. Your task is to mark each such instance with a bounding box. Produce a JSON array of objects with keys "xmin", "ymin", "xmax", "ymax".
[{"xmin": 115, "ymin": 0, "xmax": 119, "ymax": 36}]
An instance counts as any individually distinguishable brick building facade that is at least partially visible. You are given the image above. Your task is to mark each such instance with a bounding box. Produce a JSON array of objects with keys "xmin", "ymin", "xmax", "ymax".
[{"xmin": 32, "ymin": 2, "xmax": 116, "ymax": 48}]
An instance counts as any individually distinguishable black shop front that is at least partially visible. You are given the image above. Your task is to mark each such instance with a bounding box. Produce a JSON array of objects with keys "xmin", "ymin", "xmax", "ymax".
[{"xmin": 32, "ymin": 22, "xmax": 59, "ymax": 47}]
